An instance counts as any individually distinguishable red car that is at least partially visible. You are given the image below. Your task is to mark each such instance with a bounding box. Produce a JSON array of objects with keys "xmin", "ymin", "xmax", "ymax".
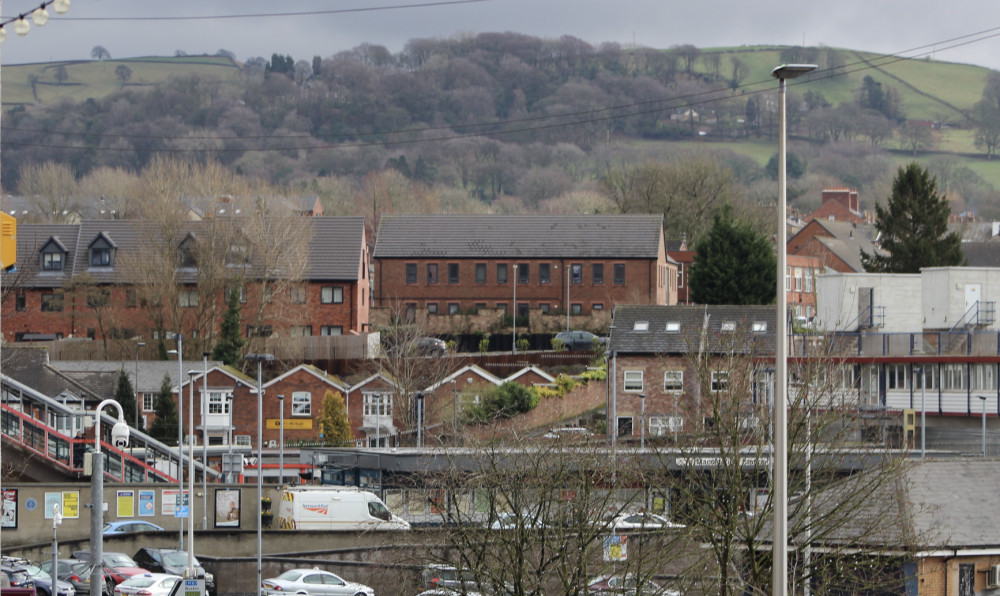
[{"xmin": 70, "ymin": 553, "xmax": 149, "ymax": 586}]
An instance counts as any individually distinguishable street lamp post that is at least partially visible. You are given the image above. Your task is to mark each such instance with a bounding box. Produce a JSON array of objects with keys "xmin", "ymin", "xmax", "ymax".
[
  {"xmin": 202, "ymin": 353, "xmax": 209, "ymax": 531},
  {"xmin": 186, "ymin": 370, "xmax": 197, "ymax": 577},
  {"xmin": 51, "ymin": 502, "xmax": 62, "ymax": 596},
  {"xmin": 244, "ymin": 353, "xmax": 273, "ymax": 596},
  {"xmin": 134, "ymin": 342, "xmax": 145, "ymax": 429},
  {"xmin": 89, "ymin": 399, "xmax": 129, "ymax": 596},
  {"xmin": 451, "ymin": 380, "xmax": 458, "ymax": 434},
  {"xmin": 416, "ymin": 392, "xmax": 425, "ymax": 448},
  {"xmin": 978, "ymin": 395, "xmax": 988, "ymax": 458},
  {"xmin": 278, "ymin": 394, "xmax": 285, "ymax": 484},
  {"xmin": 913, "ymin": 365, "xmax": 927, "ymax": 458},
  {"xmin": 226, "ymin": 394, "xmax": 234, "ymax": 483},
  {"xmin": 639, "ymin": 393, "xmax": 646, "ymax": 449},
  {"xmin": 167, "ymin": 336, "xmax": 184, "ymax": 550},
  {"xmin": 771, "ymin": 62, "xmax": 816, "ymax": 596},
  {"xmin": 512, "ymin": 264, "xmax": 517, "ymax": 354}
]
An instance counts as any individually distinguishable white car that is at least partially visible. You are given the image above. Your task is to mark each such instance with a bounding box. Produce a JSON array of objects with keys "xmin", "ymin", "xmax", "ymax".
[
  {"xmin": 609, "ymin": 512, "xmax": 685, "ymax": 531},
  {"xmin": 262, "ymin": 568, "xmax": 374, "ymax": 596},
  {"xmin": 489, "ymin": 511, "xmax": 547, "ymax": 530},
  {"xmin": 113, "ymin": 574, "xmax": 182, "ymax": 596}
]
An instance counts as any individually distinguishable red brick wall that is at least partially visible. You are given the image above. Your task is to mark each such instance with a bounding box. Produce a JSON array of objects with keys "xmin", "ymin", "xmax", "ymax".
[
  {"xmin": 375, "ymin": 256, "xmax": 671, "ymax": 316},
  {"xmin": 2, "ymin": 279, "xmax": 366, "ymax": 343}
]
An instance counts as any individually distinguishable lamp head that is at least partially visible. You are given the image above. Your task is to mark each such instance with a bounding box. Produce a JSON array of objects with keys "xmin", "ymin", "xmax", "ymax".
[{"xmin": 771, "ymin": 64, "xmax": 817, "ymax": 80}]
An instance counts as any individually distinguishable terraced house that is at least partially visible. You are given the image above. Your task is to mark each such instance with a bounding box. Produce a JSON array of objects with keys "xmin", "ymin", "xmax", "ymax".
[
  {"xmin": 3, "ymin": 217, "xmax": 370, "ymax": 347},
  {"xmin": 372, "ymin": 214, "xmax": 676, "ymax": 329}
]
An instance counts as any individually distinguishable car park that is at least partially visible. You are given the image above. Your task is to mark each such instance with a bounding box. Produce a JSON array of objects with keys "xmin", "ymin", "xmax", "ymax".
[
  {"xmin": 261, "ymin": 568, "xmax": 374, "ymax": 596},
  {"xmin": 554, "ymin": 330, "xmax": 606, "ymax": 351},
  {"xmin": 608, "ymin": 512, "xmax": 685, "ymax": 531},
  {"xmin": 488, "ymin": 511, "xmax": 547, "ymax": 530},
  {"xmin": 102, "ymin": 521, "xmax": 164, "ymax": 536},
  {"xmin": 112, "ymin": 574, "xmax": 181, "ymax": 596},
  {"xmin": 132, "ymin": 550, "xmax": 214, "ymax": 596}
]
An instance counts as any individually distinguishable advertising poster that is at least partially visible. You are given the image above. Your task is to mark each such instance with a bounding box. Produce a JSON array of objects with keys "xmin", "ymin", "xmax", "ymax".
[
  {"xmin": 44, "ymin": 492, "xmax": 62, "ymax": 519},
  {"xmin": 117, "ymin": 490, "xmax": 135, "ymax": 518},
  {"xmin": 1, "ymin": 489, "xmax": 17, "ymax": 529},
  {"xmin": 62, "ymin": 491, "xmax": 80, "ymax": 519},
  {"xmin": 162, "ymin": 490, "xmax": 178, "ymax": 516},
  {"xmin": 138, "ymin": 490, "xmax": 155, "ymax": 517},
  {"xmin": 214, "ymin": 488, "xmax": 240, "ymax": 528},
  {"xmin": 603, "ymin": 534, "xmax": 628, "ymax": 562}
]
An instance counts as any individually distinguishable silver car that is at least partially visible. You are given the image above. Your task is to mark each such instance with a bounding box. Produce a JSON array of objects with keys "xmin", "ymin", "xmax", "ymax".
[{"xmin": 262, "ymin": 568, "xmax": 374, "ymax": 596}]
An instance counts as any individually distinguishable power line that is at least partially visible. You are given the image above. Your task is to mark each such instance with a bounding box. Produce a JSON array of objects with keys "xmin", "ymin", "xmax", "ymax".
[
  {"xmin": 6, "ymin": 24, "xmax": 1000, "ymax": 154},
  {"xmin": 34, "ymin": 0, "xmax": 492, "ymax": 22}
]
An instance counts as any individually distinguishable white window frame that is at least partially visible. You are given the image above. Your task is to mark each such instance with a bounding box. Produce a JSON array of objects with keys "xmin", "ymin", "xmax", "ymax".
[
  {"xmin": 634, "ymin": 321, "xmax": 649, "ymax": 332},
  {"xmin": 721, "ymin": 321, "xmax": 736, "ymax": 332},
  {"xmin": 623, "ymin": 370, "xmax": 644, "ymax": 392},
  {"xmin": 665, "ymin": 322, "xmax": 681, "ymax": 332},
  {"xmin": 663, "ymin": 370, "xmax": 684, "ymax": 392},
  {"xmin": 649, "ymin": 416, "xmax": 683, "ymax": 436},
  {"xmin": 973, "ymin": 363, "xmax": 997, "ymax": 391},
  {"xmin": 235, "ymin": 435, "xmax": 252, "ymax": 447},
  {"xmin": 292, "ymin": 391, "xmax": 312, "ymax": 416},
  {"xmin": 142, "ymin": 393, "xmax": 154, "ymax": 412},
  {"xmin": 363, "ymin": 393, "xmax": 392, "ymax": 417},
  {"xmin": 752, "ymin": 322, "xmax": 767, "ymax": 333},
  {"xmin": 208, "ymin": 391, "xmax": 229, "ymax": 415}
]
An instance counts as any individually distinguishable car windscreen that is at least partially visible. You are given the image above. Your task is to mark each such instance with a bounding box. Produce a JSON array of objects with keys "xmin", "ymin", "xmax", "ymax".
[
  {"xmin": 160, "ymin": 553, "xmax": 196, "ymax": 567},
  {"xmin": 105, "ymin": 554, "xmax": 139, "ymax": 567},
  {"xmin": 121, "ymin": 577, "xmax": 157, "ymax": 588}
]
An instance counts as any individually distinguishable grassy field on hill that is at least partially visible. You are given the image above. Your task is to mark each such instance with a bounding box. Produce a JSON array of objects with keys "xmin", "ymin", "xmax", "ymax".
[{"xmin": 2, "ymin": 55, "xmax": 241, "ymax": 106}]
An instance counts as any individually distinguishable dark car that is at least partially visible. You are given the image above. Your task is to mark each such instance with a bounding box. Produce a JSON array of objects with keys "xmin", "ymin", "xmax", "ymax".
[
  {"xmin": 554, "ymin": 330, "xmax": 606, "ymax": 351},
  {"xmin": 132, "ymin": 550, "xmax": 214, "ymax": 596},
  {"xmin": 38, "ymin": 560, "xmax": 113, "ymax": 596},
  {"xmin": 415, "ymin": 337, "xmax": 447, "ymax": 356}
]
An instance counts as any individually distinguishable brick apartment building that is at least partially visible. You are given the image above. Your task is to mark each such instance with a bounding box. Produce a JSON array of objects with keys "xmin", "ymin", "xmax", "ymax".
[
  {"xmin": 607, "ymin": 304, "xmax": 775, "ymax": 440},
  {"xmin": 3, "ymin": 217, "xmax": 370, "ymax": 343},
  {"xmin": 372, "ymin": 214, "xmax": 676, "ymax": 327}
]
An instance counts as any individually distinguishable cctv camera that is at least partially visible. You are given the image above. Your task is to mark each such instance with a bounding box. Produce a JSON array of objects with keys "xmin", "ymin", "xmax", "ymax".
[{"xmin": 111, "ymin": 420, "xmax": 130, "ymax": 450}]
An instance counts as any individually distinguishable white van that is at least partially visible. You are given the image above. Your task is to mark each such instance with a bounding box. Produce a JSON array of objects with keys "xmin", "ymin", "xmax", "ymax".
[{"xmin": 275, "ymin": 486, "xmax": 411, "ymax": 531}]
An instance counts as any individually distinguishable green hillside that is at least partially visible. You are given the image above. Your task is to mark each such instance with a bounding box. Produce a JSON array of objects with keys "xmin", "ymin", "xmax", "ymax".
[{"xmin": 2, "ymin": 55, "xmax": 242, "ymax": 106}]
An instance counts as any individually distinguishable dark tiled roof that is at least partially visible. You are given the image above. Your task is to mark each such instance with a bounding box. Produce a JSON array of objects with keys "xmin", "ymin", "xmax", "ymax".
[
  {"xmin": 609, "ymin": 304, "xmax": 776, "ymax": 355},
  {"xmin": 15, "ymin": 217, "xmax": 365, "ymax": 286},
  {"xmin": 373, "ymin": 214, "xmax": 664, "ymax": 259},
  {"xmin": 1, "ymin": 347, "xmax": 113, "ymax": 401},
  {"xmin": 961, "ymin": 241, "xmax": 1000, "ymax": 267}
]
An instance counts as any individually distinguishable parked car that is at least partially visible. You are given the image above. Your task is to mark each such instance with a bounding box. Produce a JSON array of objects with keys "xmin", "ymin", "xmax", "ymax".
[
  {"xmin": 17, "ymin": 566, "xmax": 74, "ymax": 596},
  {"xmin": 416, "ymin": 591, "xmax": 483, "ymax": 596},
  {"xmin": 586, "ymin": 574, "xmax": 679, "ymax": 595},
  {"xmin": 261, "ymin": 568, "xmax": 373, "ymax": 596},
  {"xmin": 1, "ymin": 569, "xmax": 36, "ymax": 596},
  {"xmin": 488, "ymin": 511, "xmax": 547, "ymax": 530},
  {"xmin": 132, "ymin": 550, "xmax": 214, "ymax": 596},
  {"xmin": 543, "ymin": 426, "xmax": 592, "ymax": 440},
  {"xmin": 102, "ymin": 521, "xmax": 164, "ymax": 535},
  {"xmin": 415, "ymin": 337, "xmax": 447, "ymax": 356},
  {"xmin": 70, "ymin": 553, "xmax": 148, "ymax": 584},
  {"xmin": 419, "ymin": 565, "xmax": 506, "ymax": 594},
  {"xmin": 608, "ymin": 512, "xmax": 685, "ymax": 531},
  {"xmin": 554, "ymin": 330, "xmax": 606, "ymax": 351},
  {"xmin": 113, "ymin": 574, "xmax": 181, "ymax": 596},
  {"xmin": 38, "ymin": 560, "xmax": 113, "ymax": 596}
]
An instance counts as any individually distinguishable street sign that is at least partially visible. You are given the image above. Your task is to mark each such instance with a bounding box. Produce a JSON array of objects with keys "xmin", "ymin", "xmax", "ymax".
[
  {"xmin": 182, "ymin": 578, "xmax": 204, "ymax": 596},
  {"xmin": 175, "ymin": 493, "xmax": 190, "ymax": 517}
]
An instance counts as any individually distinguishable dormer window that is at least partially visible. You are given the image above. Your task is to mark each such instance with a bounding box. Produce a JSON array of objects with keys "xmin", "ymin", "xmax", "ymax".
[
  {"xmin": 178, "ymin": 235, "xmax": 197, "ymax": 268},
  {"xmin": 40, "ymin": 238, "xmax": 68, "ymax": 272},
  {"xmin": 42, "ymin": 251, "xmax": 64, "ymax": 271},
  {"xmin": 721, "ymin": 321, "xmax": 736, "ymax": 332},
  {"xmin": 226, "ymin": 243, "xmax": 249, "ymax": 265},
  {"xmin": 634, "ymin": 321, "xmax": 649, "ymax": 332},
  {"xmin": 752, "ymin": 322, "xmax": 767, "ymax": 333},
  {"xmin": 88, "ymin": 233, "xmax": 117, "ymax": 268},
  {"xmin": 665, "ymin": 322, "xmax": 681, "ymax": 333}
]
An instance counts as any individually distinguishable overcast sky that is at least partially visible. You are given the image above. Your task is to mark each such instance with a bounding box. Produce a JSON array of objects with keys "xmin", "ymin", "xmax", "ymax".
[{"xmin": 1, "ymin": 0, "xmax": 998, "ymax": 71}]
